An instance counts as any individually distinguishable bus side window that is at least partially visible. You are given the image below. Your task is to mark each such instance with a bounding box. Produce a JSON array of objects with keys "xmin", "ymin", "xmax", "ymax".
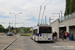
[{"xmin": 33, "ymin": 29, "xmax": 37, "ymax": 35}]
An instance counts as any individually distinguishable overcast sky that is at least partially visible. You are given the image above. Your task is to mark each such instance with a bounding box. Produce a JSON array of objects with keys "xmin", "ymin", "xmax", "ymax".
[{"xmin": 0, "ymin": 0, "xmax": 66, "ymax": 28}]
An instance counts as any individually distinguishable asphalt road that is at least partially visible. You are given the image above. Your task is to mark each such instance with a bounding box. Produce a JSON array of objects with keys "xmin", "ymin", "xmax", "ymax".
[
  {"xmin": 7, "ymin": 36, "xmax": 73, "ymax": 50},
  {"xmin": 0, "ymin": 35, "xmax": 7, "ymax": 38}
]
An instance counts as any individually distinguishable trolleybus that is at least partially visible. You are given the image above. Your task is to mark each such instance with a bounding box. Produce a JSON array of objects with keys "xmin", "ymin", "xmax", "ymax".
[{"xmin": 30, "ymin": 26, "xmax": 53, "ymax": 41}]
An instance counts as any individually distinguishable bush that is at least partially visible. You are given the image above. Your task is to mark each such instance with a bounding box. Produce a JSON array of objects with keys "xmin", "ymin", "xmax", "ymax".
[{"xmin": 20, "ymin": 34, "xmax": 30, "ymax": 36}]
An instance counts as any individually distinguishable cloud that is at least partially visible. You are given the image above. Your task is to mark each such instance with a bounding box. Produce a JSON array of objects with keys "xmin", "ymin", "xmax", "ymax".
[{"xmin": 0, "ymin": 0, "xmax": 65, "ymax": 28}]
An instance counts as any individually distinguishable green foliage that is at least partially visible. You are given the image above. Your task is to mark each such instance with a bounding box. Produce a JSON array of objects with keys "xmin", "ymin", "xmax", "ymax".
[
  {"xmin": 20, "ymin": 34, "xmax": 30, "ymax": 36},
  {"xmin": 69, "ymin": 0, "xmax": 75, "ymax": 14},
  {"xmin": 64, "ymin": 0, "xmax": 75, "ymax": 16},
  {"xmin": 16, "ymin": 28, "xmax": 20, "ymax": 33},
  {"xmin": 64, "ymin": 0, "xmax": 70, "ymax": 16},
  {"xmin": 4, "ymin": 29, "xmax": 9, "ymax": 32},
  {"xmin": 24, "ymin": 28, "xmax": 30, "ymax": 33},
  {"xmin": 0, "ymin": 24, "xmax": 5, "ymax": 32}
]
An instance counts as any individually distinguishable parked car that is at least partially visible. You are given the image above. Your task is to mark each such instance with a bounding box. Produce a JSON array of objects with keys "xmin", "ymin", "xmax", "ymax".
[{"xmin": 7, "ymin": 32, "xmax": 13, "ymax": 36}]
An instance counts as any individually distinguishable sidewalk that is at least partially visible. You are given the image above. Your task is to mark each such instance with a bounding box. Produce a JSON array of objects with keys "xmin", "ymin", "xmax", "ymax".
[
  {"xmin": 6, "ymin": 36, "xmax": 25, "ymax": 50},
  {"xmin": 56, "ymin": 39, "xmax": 75, "ymax": 49},
  {"xmin": 0, "ymin": 33, "xmax": 5, "ymax": 36},
  {"xmin": 0, "ymin": 36, "xmax": 17, "ymax": 50}
]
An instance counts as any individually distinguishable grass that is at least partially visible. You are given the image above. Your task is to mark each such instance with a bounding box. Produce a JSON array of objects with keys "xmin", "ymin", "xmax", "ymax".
[{"xmin": 20, "ymin": 34, "xmax": 31, "ymax": 36}]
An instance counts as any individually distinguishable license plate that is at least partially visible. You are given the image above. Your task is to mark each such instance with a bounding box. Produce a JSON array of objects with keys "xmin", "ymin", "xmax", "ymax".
[{"xmin": 48, "ymin": 38, "xmax": 51, "ymax": 40}]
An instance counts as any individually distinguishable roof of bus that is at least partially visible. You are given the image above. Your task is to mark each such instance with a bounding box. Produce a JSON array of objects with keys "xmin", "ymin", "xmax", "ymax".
[
  {"xmin": 32, "ymin": 25, "xmax": 51, "ymax": 28},
  {"xmin": 30, "ymin": 25, "xmax": 52, "ymax": 31}
]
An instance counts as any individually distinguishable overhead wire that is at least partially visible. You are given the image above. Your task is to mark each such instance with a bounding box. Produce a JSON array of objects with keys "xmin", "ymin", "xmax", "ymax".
[
  {"xmin": 31, "ymin": 0, "xmax": 49, "ymax": 17},
  {"xmin": 45, "ymin": 0, "xmax": 52, "ymax": 6},
  {"xmin": 35, "ymin": 0, "xmax": 52, "ymax": 25}
]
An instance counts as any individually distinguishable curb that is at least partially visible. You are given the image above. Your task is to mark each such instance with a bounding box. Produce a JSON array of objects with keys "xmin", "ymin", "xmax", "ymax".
[
  {"xmin": 56, "ymin": 42, "xmax": 75, "ymax": 50},
  {"xmin": 1, "ymin": 37, "xmax": 18, "ymax": 50}
]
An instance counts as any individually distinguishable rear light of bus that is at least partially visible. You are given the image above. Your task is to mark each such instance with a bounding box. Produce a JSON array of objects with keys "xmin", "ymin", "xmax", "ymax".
[
  {"xmin": 37, "ymin": 36, "xmax": 39, "ymax": 38},
  {"xmin": 52, "ymin": 36, "xmax": 53, "ymax": 39}
]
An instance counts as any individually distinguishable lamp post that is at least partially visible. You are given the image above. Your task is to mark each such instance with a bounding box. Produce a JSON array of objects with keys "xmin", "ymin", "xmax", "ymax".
[{"xmin": 9, "ymin": 13, "xmax": 22, "ymax": 34}]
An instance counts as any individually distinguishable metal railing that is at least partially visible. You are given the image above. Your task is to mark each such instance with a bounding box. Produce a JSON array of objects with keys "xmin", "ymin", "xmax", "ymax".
[{"xmin": 59, "ymin": 12, "xmax": 75, "ymax": 21}]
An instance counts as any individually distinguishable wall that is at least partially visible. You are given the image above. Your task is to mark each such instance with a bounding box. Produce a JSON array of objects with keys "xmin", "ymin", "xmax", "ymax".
[
  {"xmin": 50, "ymin": 19, "xmax": 59, "ymax": 38},
  {"xmin": 50, "ymin": 17, "xmax": 75, "ymax": 39}
]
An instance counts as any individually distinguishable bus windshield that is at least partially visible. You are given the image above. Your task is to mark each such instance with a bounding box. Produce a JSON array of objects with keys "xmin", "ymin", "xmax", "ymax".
[{"xmin": 39, "ymin": 27, "xmax": 52, "ymax": 33}]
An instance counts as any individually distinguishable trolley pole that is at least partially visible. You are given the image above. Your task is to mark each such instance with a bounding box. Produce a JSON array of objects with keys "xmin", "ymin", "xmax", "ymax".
[
  {"xmin": 38, "ymin": 6, "xmax": 42, "ymax": 25},
  {"xmin": 41, "ymin": 6, "xmax": 46, "ymax": 24},
  {"xmin": 32, "ymin": 28, "xmax": 33, "ymax": 38},
  {"xmin": 9, "ymin": 22, "xmax": 10, "ymax": 32},
  {"xmin": 45, "ymin": 16, "xmax": 46, "ymax": 25}
]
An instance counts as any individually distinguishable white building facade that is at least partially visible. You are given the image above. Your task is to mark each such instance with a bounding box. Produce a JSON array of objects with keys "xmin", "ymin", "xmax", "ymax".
[{"xmin": 50, "ymin": 12, "xmax": 75, "ymax": 40}]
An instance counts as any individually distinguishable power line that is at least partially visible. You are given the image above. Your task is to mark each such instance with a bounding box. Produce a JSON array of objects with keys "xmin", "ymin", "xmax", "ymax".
[
  {"xmin": 45, "ymin": 0, "xmax": 52, "ymax": 6},
  {"xmin": 41, "ymin": 0, "xmax": 48, "ymax": 6},
  {"xmin": 31, "ymin": 0, "xmax": 49, "ymax": 17},
  {"xmin": 31, "ymin": 0, "xmax": 52, "ymax": 25}
]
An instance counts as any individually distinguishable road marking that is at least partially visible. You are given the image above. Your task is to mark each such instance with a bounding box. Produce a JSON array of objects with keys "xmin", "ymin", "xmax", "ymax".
[{"xmin": 56, "ymin": 42, "xmax": 75, "ymax": 50}]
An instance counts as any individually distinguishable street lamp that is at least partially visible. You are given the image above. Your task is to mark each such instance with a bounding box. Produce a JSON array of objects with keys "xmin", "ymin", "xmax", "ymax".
[{"xmin": 9, "ymin": 12, "xmax": 22, "ymax": 34}]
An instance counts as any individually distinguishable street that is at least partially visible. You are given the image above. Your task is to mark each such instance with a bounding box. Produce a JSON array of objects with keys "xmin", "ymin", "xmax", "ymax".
[
  {"xmin": 6, "ymin": 36, "xmax": 73, "ymax": 50},
  {"xmin": 0, "ymin": 0, "xmax": 75, "ymax": 50}
]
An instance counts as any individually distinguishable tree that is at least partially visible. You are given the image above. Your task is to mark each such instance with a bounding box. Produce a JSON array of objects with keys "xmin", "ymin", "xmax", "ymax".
[
  {"xmin": 0, "ymin": 24, "xmax": 5, "ymax": 32},
  {"xmin": 24, "ymin": 28, "xmax": 30, "ymax": 33},
  {"xmin": 64, "ymin": 0, "xmax": 75, "ymax": 16},
  {"xmin": 69, "ymin": 0, "xmax": 75, "ymax": 14},
  {"xmin": 64, "ymin": 0, "xmax": 70, "ymax": 16},
  {"xmin": 4, "ymin": 29, "xmax": 9, "ymax": 32}
]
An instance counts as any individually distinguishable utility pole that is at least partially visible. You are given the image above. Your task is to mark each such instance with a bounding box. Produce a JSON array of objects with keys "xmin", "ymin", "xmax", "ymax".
[
  {"xmin": 32, "ymin": 27, "xmax": 33, "ymax": 38},
  {"xmin": 59, "ymin": 13, "xmax": 61, "ymax": 22},
  {"xmin": 49, "ymin": 17, "xmax": 53, "ymax": 25},
  {"xmin": 49, "ymin": 17, "xmax": 51, "ymax": 24},
  {"xmin": 12, "ymin": 20, "xmax": 13, "ymax": 27},
  {"xmin": 9, "ymin": 12, "xmax": 22, "ymax": 34},
  {"xmin": 52, "ymin": 11, "xmax": 63, "ymax": 22},
  {"xmin": 45, "ymin": 16, "xmax": 46, "ymax": 25},
  {"xmin": 60, "ymin": 11, "xmax": 62, "ymax": 21},
  {"xmin": 9, "ymin": 22, "xmax": 10, "ymax": 32},
  {"xmin": 15, "ymin": 15, "xmax": 16, "ymax": 33}
]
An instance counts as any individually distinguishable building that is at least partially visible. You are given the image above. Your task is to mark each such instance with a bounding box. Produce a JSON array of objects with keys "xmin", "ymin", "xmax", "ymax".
[{"xmin": 50, "ymin": 12, "xmax": 75, "ymax": 40}]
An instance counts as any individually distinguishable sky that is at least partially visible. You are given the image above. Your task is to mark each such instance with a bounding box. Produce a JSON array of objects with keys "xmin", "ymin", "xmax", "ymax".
[{"xmin": 0, "ymin": 0, "xmax": 66, "ymax": 28}]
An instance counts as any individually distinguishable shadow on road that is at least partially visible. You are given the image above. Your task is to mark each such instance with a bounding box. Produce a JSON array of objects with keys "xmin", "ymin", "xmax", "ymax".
[{"xmin": 36, "ymin": 41, "xmax": 55, "ymax": 44}]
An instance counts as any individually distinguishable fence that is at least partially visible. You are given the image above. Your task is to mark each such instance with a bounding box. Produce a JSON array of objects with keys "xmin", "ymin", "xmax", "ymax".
[{"xmin": 59, "ymin": 12, "xmax": 75, "ymax": 21}]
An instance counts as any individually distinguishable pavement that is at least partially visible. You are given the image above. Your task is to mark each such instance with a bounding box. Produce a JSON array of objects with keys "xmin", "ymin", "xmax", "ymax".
[
  {"xmin": 7, "ymin": 36, "xmax": 74, "ymax": 50},
  {"xmin": 56, "ymin": 39, "xmax": 75, "ymax": 50},
  {"xmin": 6, "ymin": 36, "xmax": 25, "ymax": 50},
  {"xmin": 0, "ymin": 33, "xmax": 6, "ymax": 36},
  {"xmin": 0, "ymin": 33, "xmax": 74, "ymax": 50},
  {"xmin": 0, "ymin": 35, "xmax": 17, "ymax": 50}
]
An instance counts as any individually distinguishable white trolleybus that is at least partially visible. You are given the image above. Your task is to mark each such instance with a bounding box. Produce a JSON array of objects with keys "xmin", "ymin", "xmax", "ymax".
[{"xmin": 30, "ymin": 26, "xmax": 53, "ymax": 41}]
